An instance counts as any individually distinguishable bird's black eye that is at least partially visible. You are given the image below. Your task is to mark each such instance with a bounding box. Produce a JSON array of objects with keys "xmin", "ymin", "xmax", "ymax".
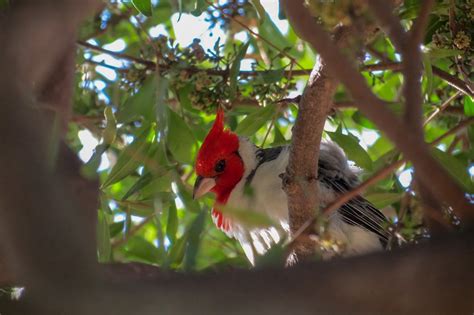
[{"xmin": 214, "ymin": 159, "xmax": 226, "ymax": 173}]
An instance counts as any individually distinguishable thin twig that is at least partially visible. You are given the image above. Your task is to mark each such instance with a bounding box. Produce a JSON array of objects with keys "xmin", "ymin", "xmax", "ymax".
[
  {"xmin": 77, "ymin": 40, "xmax": 155, "ymax": 68},
  {"xmin": 423, "ymin": 91, "xmax": 461, "ymax": 126},
  {"xmin": 432, "ymin": 66, "xmax": 473, "ymax": 97}
]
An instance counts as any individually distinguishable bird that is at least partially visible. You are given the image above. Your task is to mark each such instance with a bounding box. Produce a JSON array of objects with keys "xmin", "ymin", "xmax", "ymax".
[{"xmin": 193, "ymin": 109, "xmax": 390, "ymax": 264}]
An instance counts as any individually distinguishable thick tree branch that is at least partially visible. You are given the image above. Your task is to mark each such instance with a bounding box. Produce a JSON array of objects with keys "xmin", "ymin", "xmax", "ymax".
[
  {"xmin": 366, "ymin": 0, "xmax": 406, "ymax": 51},
  {"xmin": 282, "ymin": 0, "xmax": 474, "ymax": 224},
  {"xmin": 402, "ymin": 0, "xmax": 435, "ymax": 133},
  {"xmin": 0, "ymin": 0, "xmax": 102, "ymax": 307},
  {"xmin": 2, "ymin": 233, "xmax": 474, "ymax": 314},
  {"xmin": 280, "ymin": 8, "xmax": 382, "ymax": 258}
]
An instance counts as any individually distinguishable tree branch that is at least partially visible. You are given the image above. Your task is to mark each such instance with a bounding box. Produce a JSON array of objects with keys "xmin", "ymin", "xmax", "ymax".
[
  {"xmin": 366, "ymin": 0, "xmax": 406, "ymax": 51},
  {"xmin": 282, "ymin": 0, "xmax": 474, "ymax": 225},
  {"xmin": 2, "ymin": 233, "xmax": 474, "ymax": 314}
]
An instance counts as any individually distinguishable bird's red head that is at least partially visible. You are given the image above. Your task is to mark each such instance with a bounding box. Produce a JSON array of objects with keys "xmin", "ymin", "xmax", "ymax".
[{"xmin": 193, "ymin": 109, "xmax": 244, "ymax": 204}]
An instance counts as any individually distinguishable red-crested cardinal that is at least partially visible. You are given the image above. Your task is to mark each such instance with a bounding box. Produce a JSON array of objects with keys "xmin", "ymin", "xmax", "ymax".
[{"xmin": 193, "ymin": 109, "xmax": 389, "ymax": 264}]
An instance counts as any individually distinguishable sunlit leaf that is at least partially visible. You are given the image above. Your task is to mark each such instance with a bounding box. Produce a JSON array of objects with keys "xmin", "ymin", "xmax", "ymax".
[
  {"xmin": 426, "ymin": 48, "xmax": 462, "ymax": 60},
  {"xmin": 463, "ymin": 96, "xmax": 474, "ymax": 117},
  {"xmin": 235, "ymin": 106, "xmax": 275, "ymax": 137},
  {"xmin": 102, "ymin": 126, "xmax": 155, "ymax": 188},
  {"xmin": 132, "ymin": 0, "xmax": 152, "ymax": 17}
]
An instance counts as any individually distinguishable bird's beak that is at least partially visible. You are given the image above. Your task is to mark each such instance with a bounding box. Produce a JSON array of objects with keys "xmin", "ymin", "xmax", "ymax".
[{"xmin": 193, "ymin": 176, "xmax": 216, "ymax": 200}]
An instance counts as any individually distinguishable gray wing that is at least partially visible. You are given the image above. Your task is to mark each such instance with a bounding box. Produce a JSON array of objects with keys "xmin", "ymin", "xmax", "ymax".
[{"xmin": 318, "ymin": 151, "xmax": 390, "ymax": 247}]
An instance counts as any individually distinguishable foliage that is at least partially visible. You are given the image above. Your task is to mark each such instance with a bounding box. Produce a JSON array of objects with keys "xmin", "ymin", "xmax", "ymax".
[{"xmin": 65, "ymin": 0, "xmax": 474, "ymax": 271}]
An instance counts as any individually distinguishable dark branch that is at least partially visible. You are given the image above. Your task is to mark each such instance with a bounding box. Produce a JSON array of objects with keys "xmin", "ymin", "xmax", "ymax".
[{"xmin": 281, "ymin": 0, "xmax": 474, "ymax": 224}]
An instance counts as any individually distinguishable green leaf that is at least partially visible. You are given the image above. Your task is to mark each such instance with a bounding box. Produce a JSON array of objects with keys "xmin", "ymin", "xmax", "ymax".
[
  {"xmin": 365, "ymin": 193, "xmax": 401, "ymax": 209},
  {"xmin": 176, "ymin": 84, "xmax": 194, "ymax": 110},
  {"xmin": 132, "ymin": 0, "xmax": 152, "ymax": 17},
  {"xmin": 327, "ymin": 130, "xmax": 373, "ymax": 171},
  {"xmin": 110, "ymin": 220, "xmax": 125, "ymax": 238},
  {"xmin": 166, "ymin": 202, "xmax": 178, "ymax": 243},
  {"xmin": 139, "ymin": 172, "xmax": 174, "ymax": 198},
  {"xmin": 426, "ymin": 48, "xmax": 462, "ymax": 60},
  {"xmin": 97, "ymin": 209, "xmax": 111, "ymax": 263},
  {"xmin": 0, "ymin": 0, "xmax": 9, "ymax": 9},
  {"xmin": 184, "ymin": 210, "xmax": 206, "ymax": 270},
  {"xmin": 431, "ymin": 148, "xmax": 474, "ymax": 193},
  {"xmin": 116, "ymin": 200, "xmax": 155, "ymax": 217},
  {"xmin": 176, "ymin": 181, "xmax": 201, "ymax": 213},
  {"xmin": 117, "ymin": 76, "xmax": 157, "ymax": 123},
  {"xmin": 81, "ymin": 143, "xmax": 108, "ymax": 179},
  {"xmin": 122, "ymin": 236, "xmax": 161, "ymax": 264},
  {"xmin": 229, "ymin": 42, "xmax": 250, "ymax": 100},
  {"xmin": 155, "ymin": 75, "xmax": 170, "ymax": 138},
  {"xmin": 463, "ymin": 96, "xmax": 474, "ymax": 117},
  {"xmin": 166, "ymin": 108, "xmax": 196, "ymax": 164},
  {"xmin": 102, "ymin": 126, "xmax": 155, "ymax": 188},
  {"xmin": 250, "ymin": 0, "xmax": 266, "ymax": 24},
  {"xmin": 352, "ymin": 111, "xmax": 376, "ymax": 129},
  {"xmin": 191, "ymin": 0, "xmax": 207, "ymax": 16},
  {"xmin": 235, "ymin": 106, "xmax": 275, "ymax": 137},
  {"xmin": 260, "ymin": 68, "xmax": 284, "ymax": 84},
  {"xmin": 103, "ymin": 106, "xmax": 117, "ymax": 145},
  {"xmin": 121, "ymin": 172, "xmax": 153, "ymax": 201},
  {"xmin": 422, "ymin": 53, "xmax": 433, "ymax": 97},
  {"xmin": 272, "ymin": 125, "xmax": 287, "ymax": 146},
  {"xmin": 166, "ymin": 234, "xmax": 187, "ymax": 267},
  {"xmin": 258, "ymin": 12, "xmax": 291, "ymax": 53}
]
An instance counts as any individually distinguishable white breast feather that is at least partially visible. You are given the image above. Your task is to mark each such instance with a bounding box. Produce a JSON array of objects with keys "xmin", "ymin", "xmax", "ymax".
[{"xmin": 225, "ymin": 139, "xmax": 382, "ymax": 264}]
